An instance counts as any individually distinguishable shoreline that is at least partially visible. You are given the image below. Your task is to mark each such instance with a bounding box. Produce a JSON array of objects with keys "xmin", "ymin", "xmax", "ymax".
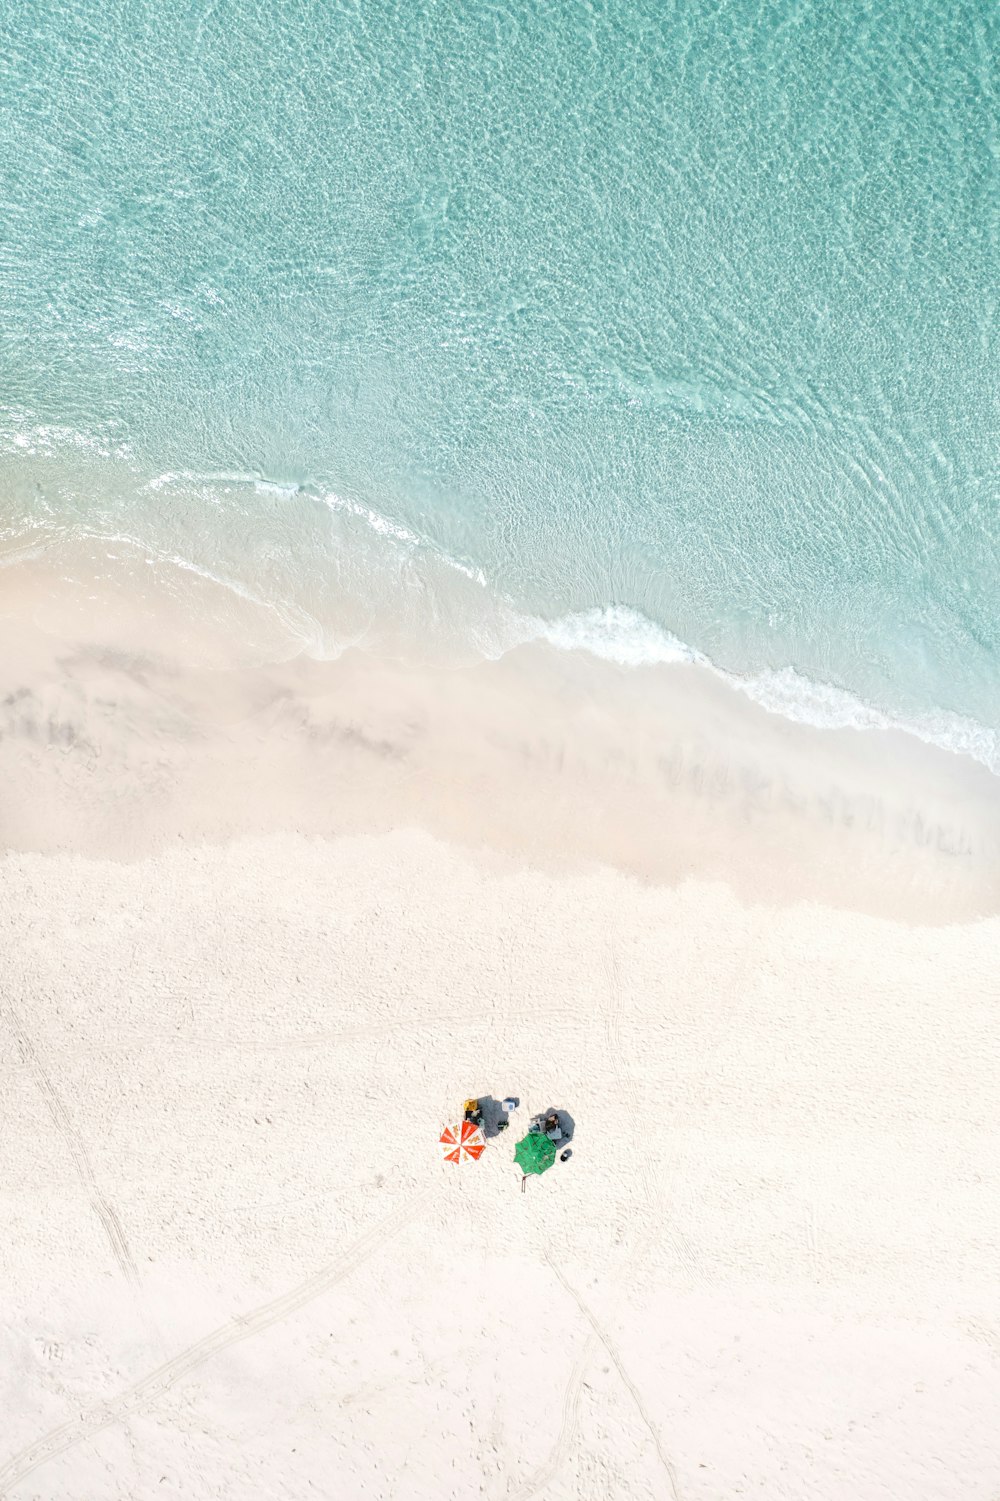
[
  {"xmin": 3, "ymin": 571, "xmax": 1000, "ymax": 1496},
  {"xmin": 5, "ymin": 512, "xmax": 1000, "ymax": 779},
  {"xmin": 1, "ymin": 566, "xmax": 999, "ymax": 921}
]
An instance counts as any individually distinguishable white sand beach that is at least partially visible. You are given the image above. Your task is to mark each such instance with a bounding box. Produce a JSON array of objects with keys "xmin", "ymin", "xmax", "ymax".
[{"xmin": 2, "ymin": 577, "xmax": 1000, "ymax": 1499}]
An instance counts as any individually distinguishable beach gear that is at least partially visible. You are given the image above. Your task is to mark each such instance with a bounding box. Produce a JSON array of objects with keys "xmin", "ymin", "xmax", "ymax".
[
  {"xmin": 440, "ymin": 1120, "xmax": 486, "ymax": 1164},
  {"xmin": 514, "ymin": 1131, "xmax": 556, "ymax": 1188}
]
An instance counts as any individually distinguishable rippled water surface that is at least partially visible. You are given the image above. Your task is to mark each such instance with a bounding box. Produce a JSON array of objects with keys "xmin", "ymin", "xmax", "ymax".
[{"xmin": 1, "ymin": 1, "xmax": 997, "ymax": 753}]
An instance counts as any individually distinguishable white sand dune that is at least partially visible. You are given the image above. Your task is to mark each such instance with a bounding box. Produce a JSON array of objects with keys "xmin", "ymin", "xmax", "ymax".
[{"xmin": 2, "ymin": 581, "xmax": 1000, "ymax": 1498}]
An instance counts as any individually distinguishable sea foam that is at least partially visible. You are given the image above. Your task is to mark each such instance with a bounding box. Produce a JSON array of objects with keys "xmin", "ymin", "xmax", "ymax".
[{"xmin": 523, "ymin": 606, "xmax": 1000, "ymax": 778}]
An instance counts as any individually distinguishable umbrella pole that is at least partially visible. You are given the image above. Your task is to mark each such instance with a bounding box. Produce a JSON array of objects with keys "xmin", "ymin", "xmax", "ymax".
[{"xmin": 521, "ymin": 1175, "xmax": 526, "ymax": 1193}]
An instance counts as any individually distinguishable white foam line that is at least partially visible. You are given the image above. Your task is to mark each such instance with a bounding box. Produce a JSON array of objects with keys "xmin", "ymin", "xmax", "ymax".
[
  {"xmin": 144, "ymin": 470, "xmax": 272, "ymax": 492},
  {"xmin": 519, "ymin": 605, "xmax": 1000, "ymax": 778},
  {"xmin": 60, "ymin": 528, "xmax": 331, "ymax": 660},
  {"xmin": 143, "ymin": 473, "xmax": 486, "ymax": 585},
  {"xmin": 6, "ymin": 425, "xmax": 991, "ymax": 772},
  {"xmin": 319, "ymin": 489, "xmax": 423, "ymax": 547},
  {"xmin": 316, "ymin": 489, "xmax": 487, "ymax": 586}
]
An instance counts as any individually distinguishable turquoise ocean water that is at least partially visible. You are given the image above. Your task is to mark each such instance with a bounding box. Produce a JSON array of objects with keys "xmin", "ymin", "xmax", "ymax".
[{"xmin": 1, "ymin": 2, "xmax": 997, "ymax": 764}]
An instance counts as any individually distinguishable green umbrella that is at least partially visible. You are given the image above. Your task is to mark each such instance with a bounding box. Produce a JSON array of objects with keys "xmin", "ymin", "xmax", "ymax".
[{"xmin": 514, "ymin": 1131, "xmax": 556, "ymax": 1186}]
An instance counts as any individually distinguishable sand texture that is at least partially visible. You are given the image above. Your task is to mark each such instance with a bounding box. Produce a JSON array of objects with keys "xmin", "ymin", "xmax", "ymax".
[
  {"xmin": 3, "ymin": 581, "xmax": 1000, "ymax": 1498},
  {"xmin": 2, "ymin": 830, "xmax": 1000, "ymax": 1500}
]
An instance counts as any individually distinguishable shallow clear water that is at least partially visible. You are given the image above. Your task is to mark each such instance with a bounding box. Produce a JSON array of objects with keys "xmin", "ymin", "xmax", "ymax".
[{"xmin": 1, "ymin": 2, "xmax": 997, "ymax": 759}]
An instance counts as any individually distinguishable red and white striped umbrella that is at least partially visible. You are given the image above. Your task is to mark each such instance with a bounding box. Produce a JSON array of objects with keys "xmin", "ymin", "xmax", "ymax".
[{"xmin": 439, "ymin": 1120, "xmax": 486, "ymax": 1164}]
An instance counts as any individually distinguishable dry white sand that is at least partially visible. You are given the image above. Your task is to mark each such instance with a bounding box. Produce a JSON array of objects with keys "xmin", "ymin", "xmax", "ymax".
[{"xmin": 2, "ymin": 577, "xmax": 1000, "ymax": 1499}]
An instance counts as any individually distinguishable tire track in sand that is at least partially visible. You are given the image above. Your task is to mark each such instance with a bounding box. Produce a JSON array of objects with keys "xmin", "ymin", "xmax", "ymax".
[
  {"xmin": 2, "ymin": 1001, "xmax": 140, "ymax": 1290},
  {"xmin": 509, "ymin": 950, "xmax": 686, "ymax": 1500},
  {"xmin": 545, "ymin": 1254, "xmax": 681, "ymax": 1501},
  {"xmin": 508, "ymin": 1334, "xmax": 597, "ymax": 1501},
  {"xmin": 0, "ymin": 1194, "xmax": 422, "ymax": 1498}
]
